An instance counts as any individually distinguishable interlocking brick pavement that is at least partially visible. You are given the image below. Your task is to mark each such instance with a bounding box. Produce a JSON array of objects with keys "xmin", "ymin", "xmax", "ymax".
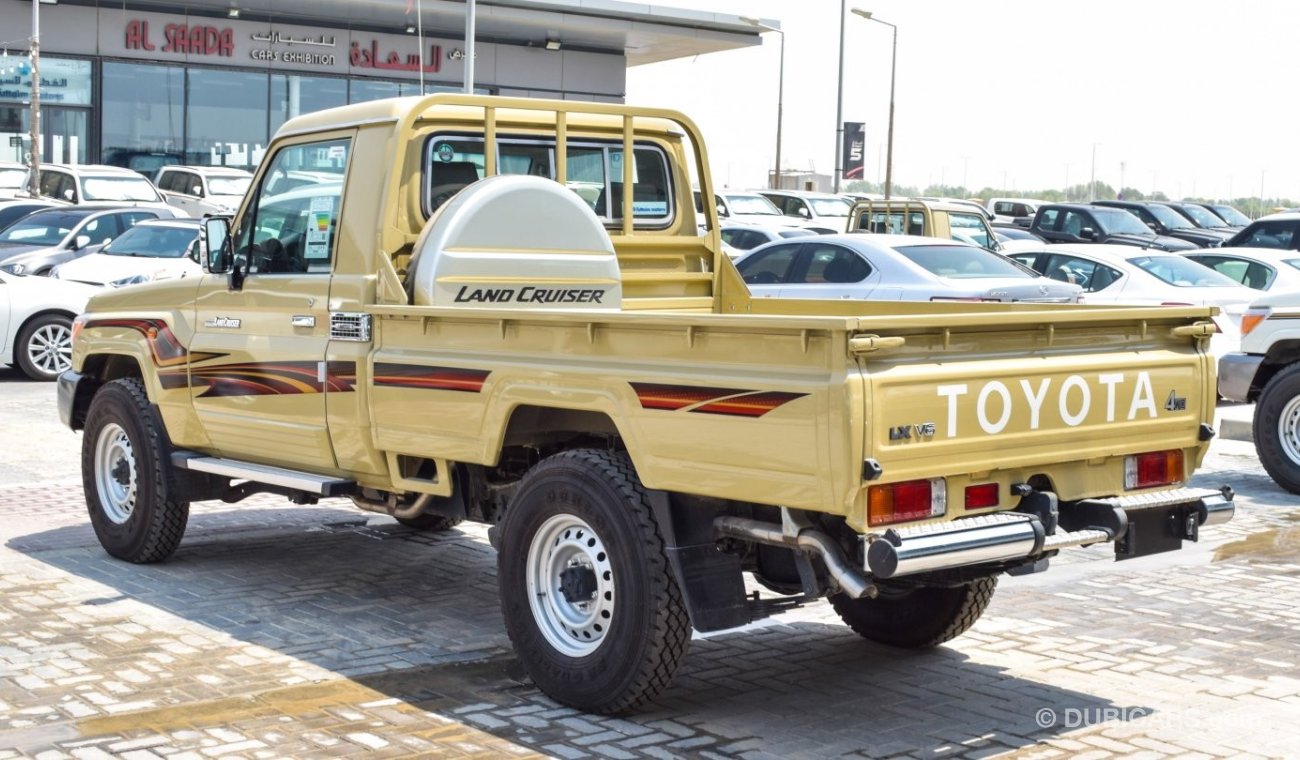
[{"xmin": 0, "ymin": 369, "xmax": 1297, "ymax": 758}]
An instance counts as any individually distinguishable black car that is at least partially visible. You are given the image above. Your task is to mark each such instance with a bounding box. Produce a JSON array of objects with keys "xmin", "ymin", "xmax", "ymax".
[
  {"xmin": 1091, "ymin": 200, "xmax": 1230, "ymax": 248},
  {"xmin": 1194, "ymin": 202, "xmax": 1252, "ymax": 230},
  {"xmin": 0, "ymin": 199, "xmax": 60, "ymax": 234},
  {"xmin": 1028, "ymin": 203, "xmax": 1198, "ymax": 251},
  {"xmin": 1155, "ymin": 201, "xmax": 1239, "ymax": 235},
  {"xmin": 1223, "ymin": 213, "xmax": 1300, "ymax": 251},
  {"xmin": 991, "ymin": 224, "xmax": 1046, "ymax": 242}
]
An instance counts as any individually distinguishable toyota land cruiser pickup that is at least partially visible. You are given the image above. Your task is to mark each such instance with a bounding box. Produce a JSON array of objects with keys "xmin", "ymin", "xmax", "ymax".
[
  {"xmin": 850, "ymin": 198, "xmax": 1003, "ymax": 251},
  {"xmin": 59, "ymin": 94, "xmax": 1233, "ymax": 715}
]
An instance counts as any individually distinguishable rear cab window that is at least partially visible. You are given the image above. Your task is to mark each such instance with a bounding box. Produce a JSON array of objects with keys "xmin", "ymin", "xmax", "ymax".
[{"xmin": 423, "ymin": 134, "xmax": 674, "ymax": 229}]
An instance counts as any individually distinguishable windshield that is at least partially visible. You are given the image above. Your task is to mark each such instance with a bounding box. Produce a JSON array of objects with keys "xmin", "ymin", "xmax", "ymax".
[
  {"xmin": 0, "ymin": 168, "xmax": 25, "ymax": 189},
  {"xmin": 1144, "ymin": 204, "xmax": 1195, "ymax": 229},
  {"xmin": 724, "ymin": 194, "xmax": 782, "ymax": 215},
  {"xmin": 808, "ymin": 196, "xmax": 852, "ymax": 216},
  {"xmin": 0, "ymin": 212, "xmax": 85, "ymax": 246},
  {"xmin": 82, "ymin": 176, "xmax": 162, "ymax": 202},
  {"xmin": 1131, "ymin": 255, "xmax": 1241, "ymax": 287},
  {"xmin": 1176, "ymin": 203, "xmax": 1228, "ymax": 228},
  {"xmin": 102, "ymin": 225, "xmax": 198, "ymax": 258},
  {"xmin": 1211, "ymin": 204, "xmax": 1251, "ymax": 226},
  {"xmin": 1094, "ymin": 208, "xmax": 1152, "ymax": 236},
  {"xmin": 208, "ymin": 176, "xmax": 253, "ymax": 196},
  {"xmin": 895, "ymin": 244, "xmax": 1035, "ymax": 279}
]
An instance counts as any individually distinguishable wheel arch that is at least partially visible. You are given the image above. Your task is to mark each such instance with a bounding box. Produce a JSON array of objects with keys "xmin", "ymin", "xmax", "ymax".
[
  {"xmin": 1252, "ymin": 340, "xmax": 1300, "ymax": 401},
  {"xmin": 67, "ymin": 352, "xmax": 146, "ymax": 430}
]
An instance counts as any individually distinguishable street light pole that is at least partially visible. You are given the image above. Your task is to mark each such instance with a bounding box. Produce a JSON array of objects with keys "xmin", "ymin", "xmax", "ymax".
[
  {"xmin": 740, "ymin": 17, "xmax": 784, "ymax": 190},
  {"xmin": 26, "ymin": 0, "xmax": 40, "ymax": 196},
  {"xmin": 464, "ymin": 0, "xmax": 476, "ymax": 93},
  {"xmin": 852, "ymin": 9, "xmax": 896, "ymax": 199},
  {"xmin": 833, "ymin": 0, "xmax": 846, "ymax": 193}
]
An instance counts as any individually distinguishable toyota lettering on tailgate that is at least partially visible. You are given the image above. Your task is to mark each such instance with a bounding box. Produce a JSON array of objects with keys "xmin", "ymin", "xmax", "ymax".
[{"xmin": 936, "ymin": 370, "xmax": 1164, "ymax": 437}]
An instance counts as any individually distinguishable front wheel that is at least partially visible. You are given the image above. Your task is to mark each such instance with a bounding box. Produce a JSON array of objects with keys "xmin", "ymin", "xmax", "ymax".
[
  {"xmin": 1254, "ymin": 362, "xmax": 1300, "ymax": 494},
  {"xmin": 497, "ymin": 449, "xmax": 690, "ymax": 714},
  {"xmin": 82, "ymin": 378, "xmax": 190, "ymax": 563},
  {"xmin": 15, "ymin": 313, "xmax": 73, "ymax": 381},
  {"xmin": 830, "ymin": 577, "xmax": 997, "ymax": 648}
]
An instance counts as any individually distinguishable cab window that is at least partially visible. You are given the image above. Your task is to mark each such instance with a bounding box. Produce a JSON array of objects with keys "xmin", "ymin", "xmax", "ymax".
[
  {"xmin": 949, "ymin": 213, "xmax": 993, "ymax": 249},
  {"xmin": 233, "ymin": 137, "xmax": 349, "ymax": 275}
]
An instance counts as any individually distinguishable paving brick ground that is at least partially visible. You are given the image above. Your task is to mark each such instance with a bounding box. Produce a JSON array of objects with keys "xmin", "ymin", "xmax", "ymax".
[{"xmin": 0, "ymin": 371, "xmax": 1297, "ymax": 758}]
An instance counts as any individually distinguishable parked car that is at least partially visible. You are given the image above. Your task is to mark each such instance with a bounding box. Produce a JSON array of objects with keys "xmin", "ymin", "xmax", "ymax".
[
  {"xmin": 1156, "ymin": 201, "xmax": 1239, "ymax": 235},
  {"xmin": 1029, "ymin": 203, "xmax": 1198, "ymax": 251},
  {"xmin": 1091, "ymin": 200, "xmax": 1230, "ymax": 248},
  {"xmin": 1008, "ymin": 243, "xmax": 1256, "ymax": 357},
  {"xmin": 719, "ymin": 223, "xmax": 817, "ymax": 255},
  {"xmin": 0, "ymin": 268, "xmax": 97, "ymax": 380},
  {"xmin": 155, "ymin": 165, "xmax": 254, "ymax": 217},
  {"xmin": 52, "ymin": 218, "xmax": 202, "ymax": 287},
  {"xmin": 0, "ymin": 200, "xmax": 60, "ymax": 234},
  {"xmin": 734, "ymin": 234, "xmax": 1080, "ymax": 303},
  {"xmin": 986, "ymin": 197, "xmax": 1041, "ymax": 226},
  {"xmin": 1222, "ymin": 213, "xmax": 1300, "ymax": 251},
  {"xmin": 0, "ymin": 207, "xmax": 170, "ymax": 276},
  {"xmin": 993, "ymin": 225, "xmax": 1046, "ymax": 242},
  {"xmin": 694, "ymin": 190, "xmax": 797, "ymax": 227},
  {"xmin": 102, "ymin": 149, "xmax": 184, "ymax": 178},
  {"xmin": 917, "ymin": 197, "xmax": 993, "ymax": 221},
  {"xmin": 756, "ymin": 189, "xmax": 854, "ymax": 232},
  {"xmin": 1195, "ymin": 202, "xmax": 1252, "ymax": 230},
  {"xmin": 31, "ymin": 164, "xmax": 173, "ymax": 212},
  {"xmin": 0, "ymin": 161, "xmax": 29, "ymax": 200},
  {"xmin": 1184, "ymin": 248, "xmax": 1300, "ymax": 292}
]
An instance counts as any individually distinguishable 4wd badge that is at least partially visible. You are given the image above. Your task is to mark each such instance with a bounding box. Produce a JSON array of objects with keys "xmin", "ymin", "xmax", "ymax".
[{"xmin": 1164, "ymin": 390, "xmax": 1187, "ymax": 412}]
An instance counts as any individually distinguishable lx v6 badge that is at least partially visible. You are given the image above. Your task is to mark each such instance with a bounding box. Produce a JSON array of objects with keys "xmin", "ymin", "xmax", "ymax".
[{"xmin": 889, "ymin": 422, "xmax": 937, "ymax": 441}]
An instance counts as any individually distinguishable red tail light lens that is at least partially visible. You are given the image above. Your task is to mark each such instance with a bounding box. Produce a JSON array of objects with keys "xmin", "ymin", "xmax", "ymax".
[
  {"xmin": 964, "ymin": 483, "xmax": 1000, "ymax": 510},
  {"xmin": 1124, "ymin": 450, "xmax": 1184, "ymax": 490},
  {"xmin": 868, "ymin": 478, "xmax": 945, "ymax": 526}
]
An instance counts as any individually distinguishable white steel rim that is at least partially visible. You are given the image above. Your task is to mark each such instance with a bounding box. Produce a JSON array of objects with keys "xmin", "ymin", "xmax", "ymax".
[
  {"xmin": 526, "ymin": 513, "xmax": 616, "ymax": 657},
  {"xmin": 1279, "ymin": 395, "xmax": 1300, "ymax": 465},
  {"xmin": 26, "ymin": 322, "xmax": 72, "ymax": 376},
  {"xmin": 95, "ymin": 423, "xmax": 138, "ymax": 525}
]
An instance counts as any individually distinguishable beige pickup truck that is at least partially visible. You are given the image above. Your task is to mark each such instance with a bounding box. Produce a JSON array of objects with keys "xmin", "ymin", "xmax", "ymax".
[
  {"xmin": 60, "ymin": 94, "xmax": 1232, "ymax": 714},
  {"xmin": 851, "ymin": 198, "xmax": 1003, "ymax": 251}
]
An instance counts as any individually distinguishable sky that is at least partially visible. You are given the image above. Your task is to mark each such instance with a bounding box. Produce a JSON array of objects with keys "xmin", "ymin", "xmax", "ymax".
[{"xmin": 626, "ymin": 0, "xmax": 1297, "ymax": 202}]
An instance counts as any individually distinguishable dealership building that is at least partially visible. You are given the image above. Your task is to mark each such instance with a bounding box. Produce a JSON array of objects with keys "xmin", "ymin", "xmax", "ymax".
[{"xmin": 0, "ymin": 0, "xmax": 760, "ymax": 172}]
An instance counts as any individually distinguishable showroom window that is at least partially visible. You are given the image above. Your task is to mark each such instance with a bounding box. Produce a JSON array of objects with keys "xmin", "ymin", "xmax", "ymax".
[
  {"xmin": 186, "ymin": 68, "xmax": 271, "ymax": 171},
  {"xmin": 102, "ymin": 62, "xmax": 185, "ymax": 174},
  {"xmin": 271, "ymin": 75, "xmax": 348, "ymax": 135}
]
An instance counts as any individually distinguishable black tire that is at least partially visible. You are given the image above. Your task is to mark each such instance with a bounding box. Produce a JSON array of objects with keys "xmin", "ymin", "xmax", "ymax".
[
  {"xmin": 15, "ymin": 313, "xmax": 73, "ymax": 381},
  {"xmin": 1254, "ymin": 362, "xmax": 1300, "ymax": 494},
  {"xmin": 395, "ymin": 513, "xmax": 463, "ymax": 531},
  {"xmin": 81, "ymin": 378, "xmax": 190, "ymax": 563},
  {"xmin": 830, "ymin": 577, "xmax": 997, "ymax": 648},
  {"xmin": 497, "ymin": 449, "xmax": 690, "ymax": 714}
]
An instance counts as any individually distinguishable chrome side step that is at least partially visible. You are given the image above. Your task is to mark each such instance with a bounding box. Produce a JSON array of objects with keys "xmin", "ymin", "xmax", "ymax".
[{"xmin": 171, "ymin": 452, "xmax": 355, "ymax": 497}]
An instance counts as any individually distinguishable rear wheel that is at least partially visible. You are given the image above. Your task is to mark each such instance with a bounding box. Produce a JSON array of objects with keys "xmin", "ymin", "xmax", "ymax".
[
  {"xmin": 1254, "ymin": 362, "xmax": 1300, "ymax": 494},
  {"xmin": 82, "ymin": 378, "xmax": 189, "ymax": 563},
  {"xmin": 830, "ymin": 577, "xmax": 997, "ymax": 648},
  {"xmin": 497, "ymin": 449, "xmax": 690, "ymax": 714},
  {"xmin": 15, "ymin": 313, "xmax": 73, "ymax": 381}
]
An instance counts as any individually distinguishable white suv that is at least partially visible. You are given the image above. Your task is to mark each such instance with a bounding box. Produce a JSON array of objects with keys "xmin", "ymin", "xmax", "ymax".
[
  {"xmin": 155, "ymin": 165, "xmax": 254, "ymax": 217},
  {"xmin": 34, "ymin": 164, "xmax": 171, "ymax": 212}
]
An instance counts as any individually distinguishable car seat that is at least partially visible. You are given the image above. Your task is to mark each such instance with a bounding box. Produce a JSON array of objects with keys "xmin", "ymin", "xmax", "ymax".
[{"xmin": 428, "ymin": 161, "xmax": 482, "ymax": 211}]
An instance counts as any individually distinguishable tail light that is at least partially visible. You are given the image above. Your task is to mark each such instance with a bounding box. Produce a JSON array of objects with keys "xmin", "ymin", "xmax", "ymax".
[
  {"xmin": 964, "ymin": 483, "xmax": 1000, "ymax": 510},
  {"xmin": 1240, "ymin": 307, "xmax": 1271, "ymax": 337},
  {"xmin": 868, "ymin": 478, "xmax": 945, "ymax": 526},
  {"xmin": 1124, "ymin": 450, "xmax": 1184, "ymax": 490}
]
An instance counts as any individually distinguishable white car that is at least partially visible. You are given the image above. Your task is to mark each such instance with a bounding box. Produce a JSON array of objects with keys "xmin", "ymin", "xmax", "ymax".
[
  {"xmin": 0, "ymin": 161, "xmax": 28, "ymax": 200},
  {"xmin": 1008, "ymin": 243, "xmax": 1259, "ymax": 357},
  {"xmin": 155, "ymin": 165, "xmax": 254, "ymax": 217},
  {"xmin": 1, "ymin": 269, "xmax": 96, "ymax": 380},
  {"xmin": 53, "ymin": 218, "xmax": 202, "ymax": 287},
  {"xmin": 719, "ymin": 223, "xmax": 817, "ymax": 257},
  {"xmin": 734, "ymin": 234, "xmax": 1080, "ymax": 303},
  {"xmin": 694, "ymin": 191, "xmax": 802, "ymax": 227},
  {"xmin": 1184, "ymin": 247, "xmax": 1300, "ymax": 292},
  {"xmin": 33, "ymin": 164, "xmax": 173, "ymax": 213},
  {"xmin": 756, "ymin": 189, "xmax": 854, "ymax": 232}
]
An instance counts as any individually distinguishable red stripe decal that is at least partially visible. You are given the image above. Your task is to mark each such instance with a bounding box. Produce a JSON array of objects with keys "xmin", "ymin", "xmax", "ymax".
[
  {"xmin": 630, "ymin": 382, "xmax": 753, "ymax": 411},
  {"xmin": 374, "ymin": 363, "xmax": 489, "ymax": 392},
  {"xmin": 691, "ymin": 391, "xmax": 806, "ymax": 418}
]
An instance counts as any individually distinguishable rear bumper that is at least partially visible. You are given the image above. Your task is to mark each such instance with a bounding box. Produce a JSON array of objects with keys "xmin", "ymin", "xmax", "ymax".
[
  {"xmin": 867, "ymin": 486, "xmax": 1234, "ymax": 579},
  {"xmin": 1217, "ymin": 352, "xmax": 1263, "ymax": 402}
]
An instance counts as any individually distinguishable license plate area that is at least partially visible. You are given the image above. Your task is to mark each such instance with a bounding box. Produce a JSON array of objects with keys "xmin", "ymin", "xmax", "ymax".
[{"xmin": 1115, "ymin": 504, "xmax": 1199, "ymax": 560}]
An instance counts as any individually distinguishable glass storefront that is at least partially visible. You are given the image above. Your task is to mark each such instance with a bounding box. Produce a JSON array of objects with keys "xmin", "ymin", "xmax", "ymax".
[{"xmin": 0, "ymin": 57, "xmax": 92, "ymax": 165}]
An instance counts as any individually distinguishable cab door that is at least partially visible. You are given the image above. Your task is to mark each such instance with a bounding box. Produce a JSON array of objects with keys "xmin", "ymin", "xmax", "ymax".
[{"xmin": 187, "ymin": 134, "xmax": 351, "ymax": 469}]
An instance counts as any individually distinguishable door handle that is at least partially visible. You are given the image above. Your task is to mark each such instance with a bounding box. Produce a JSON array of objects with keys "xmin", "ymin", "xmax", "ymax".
[{"xmin": 291, "ymin": 315, "xmax": 316, "ymax": 328}]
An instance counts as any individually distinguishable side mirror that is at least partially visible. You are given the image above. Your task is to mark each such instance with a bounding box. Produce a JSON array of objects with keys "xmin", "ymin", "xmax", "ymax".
[
  {"xmin": 192, "ymin": 185, "xmax": 204, "ymax": 197},
  {"xmin": 202, "ymin": 216, "xmax": 232, "ymax": 274},
  {"xmin": 716, "ymin": 204, "xmax": 728, "ymax": 217},
  {"xmin": 72, "ymin": 234, "xmax": 91, "ymax": 250},
  {"xmin": 1079, "ymin": 227, "xmax": 1098, "ymax": 241},
  {"xmin": 797, "ymin": 207, "xmax": 810, "ymax": 218},
  {"xmin": 63, "ymin": 189, "xmax": 76, "ymax": 202}
]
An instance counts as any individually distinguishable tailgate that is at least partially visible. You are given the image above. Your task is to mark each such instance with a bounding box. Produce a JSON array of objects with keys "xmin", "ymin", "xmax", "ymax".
[{"xmin": 860, "ymin": 316, "xmax": 1214, "ymax": 498}]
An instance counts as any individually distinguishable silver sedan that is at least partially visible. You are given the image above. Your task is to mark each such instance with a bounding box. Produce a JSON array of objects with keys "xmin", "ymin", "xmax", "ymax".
[{"xmin": 734, "ymin": 234, "xmax": 1081, "ymax": 303}]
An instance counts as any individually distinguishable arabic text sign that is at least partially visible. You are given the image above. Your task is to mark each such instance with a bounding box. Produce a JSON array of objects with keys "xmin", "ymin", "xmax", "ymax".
[{"xmin": 0, "ymin": 58, "xmax": 92, "ymax": 105}]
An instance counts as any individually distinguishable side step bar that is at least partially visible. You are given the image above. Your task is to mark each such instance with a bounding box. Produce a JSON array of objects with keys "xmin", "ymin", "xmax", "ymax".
[{"xmin": 171, "ymin": 452, "xmax": 356, "ymax": 497}]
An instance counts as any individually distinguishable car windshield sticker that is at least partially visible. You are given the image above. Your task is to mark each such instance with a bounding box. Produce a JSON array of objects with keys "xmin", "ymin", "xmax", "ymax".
[
  {"xmin": 304, "ymin": 196, "xmax": 333, "ymax": 260},
  {"xmin": 435, "ymin": 143, "xmax": 455, "ymax": 163}
]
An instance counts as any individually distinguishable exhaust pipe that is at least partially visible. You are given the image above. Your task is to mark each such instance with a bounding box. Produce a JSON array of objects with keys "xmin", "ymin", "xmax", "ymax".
[{"xmin": 714, "ymin": 516, "xmax": 876, "ymax": 599}]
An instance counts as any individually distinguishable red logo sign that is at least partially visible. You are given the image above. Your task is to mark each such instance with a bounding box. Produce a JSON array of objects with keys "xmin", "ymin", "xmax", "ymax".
[{"xmin": 125, "ymin": 19, "xmax": 234, "ymax": 58}]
